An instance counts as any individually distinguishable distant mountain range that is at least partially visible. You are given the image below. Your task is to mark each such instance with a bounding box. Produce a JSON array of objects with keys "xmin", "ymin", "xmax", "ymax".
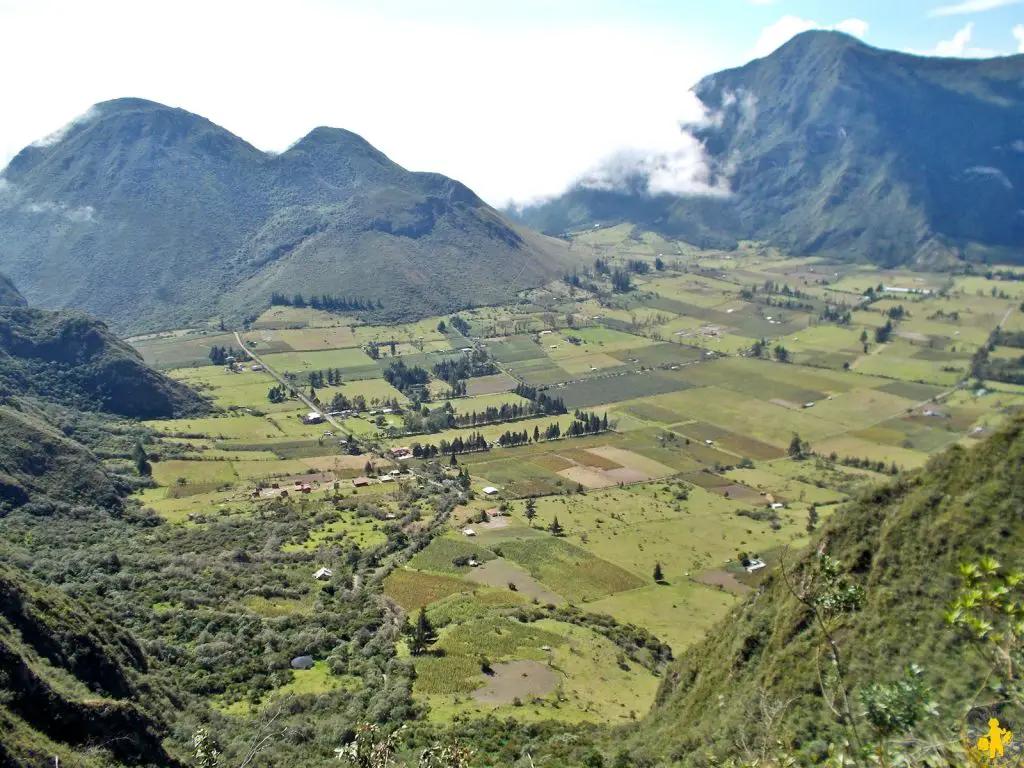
[
  {"xmin": 0, "ymin": 99, "xmax": 574, "ymax": 334},
  {"xmin": 516, "ymin": 31, "xmax": 1024, "ymax": 266}
]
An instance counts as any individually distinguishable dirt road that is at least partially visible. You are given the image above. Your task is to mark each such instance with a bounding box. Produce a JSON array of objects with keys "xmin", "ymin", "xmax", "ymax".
[{"xmin": 233, "ymin": 331, "xmax": 348, "ymax": 436}]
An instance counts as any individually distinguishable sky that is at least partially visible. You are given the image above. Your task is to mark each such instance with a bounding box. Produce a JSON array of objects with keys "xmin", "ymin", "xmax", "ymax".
[{"xmin": 1, "ymin": 0, "xmax": 1022, "ymax": 205}]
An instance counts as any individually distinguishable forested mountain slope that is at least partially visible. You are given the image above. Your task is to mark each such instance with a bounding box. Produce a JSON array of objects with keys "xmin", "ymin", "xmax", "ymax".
[{"xmin": 517, "ymin": 31, "xmax": 1024, "ymax": 267}]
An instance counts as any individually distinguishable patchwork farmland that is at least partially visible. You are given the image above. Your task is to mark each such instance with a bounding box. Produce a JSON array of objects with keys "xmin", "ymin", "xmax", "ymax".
[{"xmin": 128, "ymin": 226, "xmax": 1024, "ymax": 726}]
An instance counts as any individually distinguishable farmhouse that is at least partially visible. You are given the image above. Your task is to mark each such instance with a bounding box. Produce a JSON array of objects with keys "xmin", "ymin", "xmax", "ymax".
[
  {"xmin": 303, "ymin": 412, "xmax": 325, "ymax": 424},
  {"xmin": 462, "ymin": 527, "xmax": 476, "ymax": 537},
  {"xmin": 313, "ymin": 567, "xmax": 333, "ymax": 581},
  {"xmin": 482, "ymin": 486, "xmax": 499, "ymax": 496},
  {"xmin": 352, "ymin": 477, "xmax": 371, "ymax": 487},
  {"xmin": 390, "ymin": 446, "xmax": 413, "ymax": 459},
  {"xmin": 745, "ymin": 558, "xmax": 766, "ymax": 573},
  {"xmin": 770, "ymin": 502, "xmax": 785, "ymax": 510}
]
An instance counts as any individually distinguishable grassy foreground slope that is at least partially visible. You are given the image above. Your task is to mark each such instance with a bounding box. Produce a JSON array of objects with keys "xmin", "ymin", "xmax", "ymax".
[{"xmin": 631, "ymin": 414, "xmax": 1024, "ymax": 764}]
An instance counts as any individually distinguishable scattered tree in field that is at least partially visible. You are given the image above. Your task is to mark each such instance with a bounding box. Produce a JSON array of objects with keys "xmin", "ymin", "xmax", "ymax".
[
  {"xmin": 524, "ymin": 498, "xmax": 537, "ymax": 526},
  {"xmin": 807, "ymin": 504, "xmax": 819, "ymax": 533},
  {"xmin": 774, "ymin": 345, "xmax": 791, "ymax": 363},
  {"xmin": 364, "ymin": 461, "xmax": 374, "ymax": 476},
  {"xmin": 549, "ymin": 516, "xmax": 564, "ymax": 536},
  {"xmin": 437, "ymin": 320, "xmax": 447, "ymax": 333},
  {"xmin": 653, "ymin": 562, "xmax": 665, "ymax": 583},
  {"xmin": 655, "ymin": 256, "xmax": 665, "ymax": 271},
  {"xmin": 875, "ymin": 320, "xmax": 894, "ymax": 344},
  {"xmin": 788, "ymin": 433, "xmax": 809, "ymax": 460},
  {"xmin": 409, "ymin": 606, "xmax": 438, "ymax": 655},
  {"xmin": 267, "ymin": 384, "xmax": 287, "ymax": 403},
  {"xmin": 133, "ymin": 442, "xmax": 152, "ymax": 477}
]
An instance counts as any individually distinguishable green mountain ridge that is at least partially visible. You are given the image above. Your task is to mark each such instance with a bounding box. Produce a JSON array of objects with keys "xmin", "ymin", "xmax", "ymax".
[
  {"xmin": 0, "ymin": 98, "xmax": 576, "ymax": 333},
  {"xmin": 0, "ymin": 276, "xmax": 208, "ymax": 513},
  {"xmin": 516, "ymin": 31, "xmax": 1024, "ymax": 266},
  {"xmin": 0, "ymin": 305, "xmax": 209, "ymax": 419},
  {"xmin": 626, "ymin": 413, "xmax": 1024, "ymax": 765}
]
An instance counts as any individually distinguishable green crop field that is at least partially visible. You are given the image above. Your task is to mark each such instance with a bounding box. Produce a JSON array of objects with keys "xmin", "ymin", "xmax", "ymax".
[
  {"xmin": 132, "ymin": 331, "xmax": 239, "ymax": 369},
  {"xmin": 491, "ymin": 537, "xmax": 644, "ymax": 602},
  {"xmin": 260, "ymin": 348, "xmax": 376, "ymax": 374}
]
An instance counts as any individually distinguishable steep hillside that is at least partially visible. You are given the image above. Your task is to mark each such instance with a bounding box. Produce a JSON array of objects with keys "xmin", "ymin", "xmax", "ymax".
[
  {"xmin": 517, "ymin": 32, "xmax": 1024, "ymax": 266},
  {"xmin": 0, "ymin": 98, "xmax": 576, "ymax": 333},
  {"xmin": 0, "ymin": 399, "xmax": 128, "ymax": 513},
  {"xmin": 0, "ymin": 271, "xmax": 27, "ymax": 307},
  {"xmin": 0, "ymin": 566, "xmax": 176, "ymax": 766},
  {"xmin": 0, "ymin": 305, "xmax": 208, "ymax": 418},
  {"xmin": 629, "ymin": 414, "xmax": 1024, "ymax": 764}
]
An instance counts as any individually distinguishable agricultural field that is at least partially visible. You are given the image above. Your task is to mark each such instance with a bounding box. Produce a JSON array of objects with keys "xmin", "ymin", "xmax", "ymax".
[{"xmin": 126, "ymin": 241, "xmax": 1024, "ymax": 730}]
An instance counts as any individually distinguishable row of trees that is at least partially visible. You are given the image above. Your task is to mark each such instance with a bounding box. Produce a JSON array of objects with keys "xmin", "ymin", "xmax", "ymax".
[
  {"xmin": 306, "ymin": 368, "xmax": 346, "ymax": 387},
  {"xmin": 447, "ymin": 315, "xmax": 471, "ymax": 335},
  {"xmin": 750, "ymin": 338, "xmax": 791, "ymax": 363},
  {"xmin": 410, "ymin": 432, "xmax": 490, "ymax": 458},
  {"xmin": 269, "ymin": 292, "xmax": 380, "ymax": 312},
  {"xmin": 267, "ymin": 384, "xmax": 291, "ymax": 403},
  {"xmin": 432, "ymin": 349, "xmax": 497, "ymax": 388},
  {"xmin": 383, "ymin": 361, "xmax": 430, "ymax": 395},
  {"xmin": 450, "ymin": 399, "xmax": 564, "ymax": 429},
  {"xmin": 821, "ymin": 305, "xmax": 853, "ymax": 325},
  {"xmin": 208, "ymin": 346, "xmax": 243, "ymax": 365}
]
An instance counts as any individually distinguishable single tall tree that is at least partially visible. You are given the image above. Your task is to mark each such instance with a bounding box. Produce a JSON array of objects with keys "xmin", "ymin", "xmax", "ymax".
[
  {"xmin": 653, "ymin": 562, "xmax": 665, "ymax": 583},
  {"xmin": 549, "ymin": 516, "xmax": 564, "ymax": 536},
  {"xmin": 524, "ymin": 498, "xmax": 537, "ymax": 526},
  {"xmin": 133, "ymin": 442, "xmax": 152, "ymax": 477},
  {"xmin": 409, "ymin": 606, "xmax": 438, "ymax": 655}
]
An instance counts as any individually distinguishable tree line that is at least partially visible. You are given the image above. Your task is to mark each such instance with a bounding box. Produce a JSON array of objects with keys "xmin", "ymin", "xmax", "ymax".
[
  {"xmin": 208, "ymin": 346, "xmax": 243, "ymax": 365},
  {"xmin": 383, "ymin": 361, "xmax": 430, "ymax": 395},
  {"xmin": 432, "ymin": 349, "xmax": 497, "ymax": 388},
  {"xmin": 269, "ymin": 292, "xmax": 380, "ymax": 312}
]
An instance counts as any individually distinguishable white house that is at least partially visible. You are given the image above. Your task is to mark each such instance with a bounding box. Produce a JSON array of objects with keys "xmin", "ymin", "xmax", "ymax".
[
  {"xmin": 462, "ymin": 528, "xmax": 477, "ymax": 537},
  {"xmin": 313, "ymin": 567, "xmax": 333, "ymax": 581},
  {"xmin": 745, "ymin": 559, "xmax": 766, "ymax": 573},
  {"xmin": 303, "ymin": 412, "xmax": 325, "ymax": 425},
  {"xmin": 482, "ymin": 486, "xmax": 499, "ymax": 496}
]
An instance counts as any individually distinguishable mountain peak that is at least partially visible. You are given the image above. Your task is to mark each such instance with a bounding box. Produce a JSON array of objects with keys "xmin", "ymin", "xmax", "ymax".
[{"xmin": 91, "ymin": 96, "xmax": 174, "ymax": 115}]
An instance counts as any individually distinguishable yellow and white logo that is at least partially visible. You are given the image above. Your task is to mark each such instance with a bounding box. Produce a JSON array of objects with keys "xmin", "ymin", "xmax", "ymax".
[{"xmin": 977, "ymin": 718, "xmax": 1014, "ymax": 761}]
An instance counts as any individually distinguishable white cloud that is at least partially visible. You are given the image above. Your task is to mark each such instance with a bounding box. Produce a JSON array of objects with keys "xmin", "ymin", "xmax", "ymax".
[
  {"xmin": 929, "ymin": 0, "xmax": 1024, "ymax": 17},
  {"xmin": 1013, "ymin": 24, "xmax": 1024, "ymax": 51},
  {"xmin": 24, "ymin": 200, "xmax": 95, "ymax": 222},
  {"xmin": 29, "ymin": 107, "xmax": 98, "ymax": 148},
  {"xmin": 0, "ymin": 0, "xmax": 737, "ymax": 207},
  {"xmin": 749, "ymin": 15, "xmax": 869, "ymax": 60},
  {"xmin": 910, "ymin": 22, "xmax": 1000, "ymax": 57}
]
